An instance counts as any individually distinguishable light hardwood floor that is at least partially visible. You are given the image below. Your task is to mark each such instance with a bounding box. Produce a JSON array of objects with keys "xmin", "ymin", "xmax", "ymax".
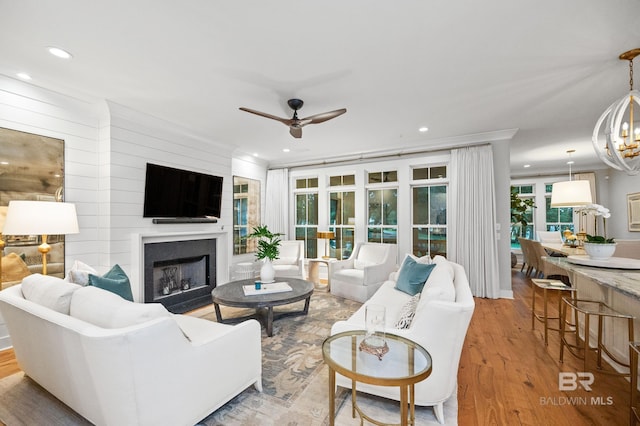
[
  {"xmin": 0, "ymin": 270, "xmax": 632, "ymax": 425},
  {"xmin": 458, "ymin": 270, "xmax": 630, "ymax": 425}
]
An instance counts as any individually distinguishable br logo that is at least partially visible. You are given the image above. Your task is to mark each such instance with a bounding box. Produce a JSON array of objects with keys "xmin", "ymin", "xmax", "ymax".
[{"xmin": 559, "ymin": 372, "xmax": 594, "ymax": 391}]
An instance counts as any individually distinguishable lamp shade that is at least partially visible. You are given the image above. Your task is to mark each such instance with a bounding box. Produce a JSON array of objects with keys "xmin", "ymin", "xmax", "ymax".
[
  {"xmin": 317, "ymin": 231, "xmax": 335, "ymax": 239},
  {"xmin": 2, "ymin": 201, "xmax": 79, "ymax": 235},
  {"xmin": 0, "ymin": 206, "xmax": 7, "ymax": 232},
  {"xmin": 550, "ymin": 181, "xmax": 593, "ymax": 207}
]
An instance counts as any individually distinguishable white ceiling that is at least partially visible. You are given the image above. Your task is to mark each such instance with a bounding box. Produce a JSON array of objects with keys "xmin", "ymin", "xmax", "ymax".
[{"xmin": 1, "ymin": 0, "xmax": 639, "ymax": 175}]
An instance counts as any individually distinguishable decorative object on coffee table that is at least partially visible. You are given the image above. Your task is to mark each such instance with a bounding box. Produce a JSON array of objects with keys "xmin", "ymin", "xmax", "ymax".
[{"xmin": 246, "ymin": 225, "xmax": 282, "ymax": 283}]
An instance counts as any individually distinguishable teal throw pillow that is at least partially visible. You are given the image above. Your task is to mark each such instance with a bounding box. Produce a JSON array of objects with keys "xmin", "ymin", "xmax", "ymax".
[
  {"xmin": 88, "ymin": 264, "xmax": 134, "ymax": 301},
  {"xmin": 395, "ymin": 256, "xmax": 436, "ymax": 296}
]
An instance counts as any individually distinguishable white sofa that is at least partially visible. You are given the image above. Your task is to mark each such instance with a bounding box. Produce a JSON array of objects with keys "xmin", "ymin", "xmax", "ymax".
[
  {"xmin": 0, "ymin": 274, "xmax": 262, "ymax": 426},
  {"xmin": 331, "ymin": 255, "xmax": 475, "ymax": 424},
  {"xmin": 330, "ymin": 242, "xmax": 397, "ymax": 302}
]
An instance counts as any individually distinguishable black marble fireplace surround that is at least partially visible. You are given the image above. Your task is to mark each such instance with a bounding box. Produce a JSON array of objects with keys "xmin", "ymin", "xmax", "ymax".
[{"xmin": 144, "ymin": 238, "xmax": 216, "ymax": 313}]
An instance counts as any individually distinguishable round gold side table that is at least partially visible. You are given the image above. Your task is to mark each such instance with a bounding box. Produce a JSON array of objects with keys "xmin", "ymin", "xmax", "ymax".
[{"xmin": 322, "ymin": 330, "xmax": 432, "ymax": 426}]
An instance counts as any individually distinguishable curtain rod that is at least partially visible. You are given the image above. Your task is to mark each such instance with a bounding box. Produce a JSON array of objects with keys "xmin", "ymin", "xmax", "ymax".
[{"xmin": 269, "ymin": 142, "xmax": 492, "ymax": 171}]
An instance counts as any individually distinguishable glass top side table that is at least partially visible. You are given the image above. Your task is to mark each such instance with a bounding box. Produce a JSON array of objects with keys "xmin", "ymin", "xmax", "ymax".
[{"xmin": 322, "ymin": 330, "xmax": 432, "ymax": 426}]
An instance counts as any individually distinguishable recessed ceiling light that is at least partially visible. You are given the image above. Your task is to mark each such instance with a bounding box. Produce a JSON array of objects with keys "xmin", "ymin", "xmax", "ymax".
[
  {"xmin": 419, "ymin": 126, "xmax": 429, "ymax": 132},
  {"xmin": 252, "ymin": 153, "xmax": 259, "ymax": 157},
  {"xmin": 0, "ymin": 161, "xmax": 9, "ymax": 165},
  {"xmin": 523, "ymin": 164, "xmax": 530, "ymax": 168},
  {"xmin": 16, "ymin": 72, "xmax": 32, "ymax": 81},
  {"xmin": 283, "ymin": 148, "xmax": 290, "ymax": 153},
  {"xmin": 47, "ymin": 46, "xmax": 73, "ymax": 59}
]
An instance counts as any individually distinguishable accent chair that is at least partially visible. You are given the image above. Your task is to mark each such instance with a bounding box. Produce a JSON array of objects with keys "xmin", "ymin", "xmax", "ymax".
[
  {"xmin": 329, "ymin": 242, "xmax": 397, "ymax": 302},
  {"xmin": 272, "ymin": 240, "xmax": 305, "ymax": 279}
]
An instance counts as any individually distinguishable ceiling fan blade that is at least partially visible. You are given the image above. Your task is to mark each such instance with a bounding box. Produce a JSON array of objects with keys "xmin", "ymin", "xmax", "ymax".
[
  {"xmin": 302, "ymin": 108, "xmax": 347, "ymax": 124},
  {"xmin": 289, "ymin": 126, "xmax": 303, "ymax": 138},
  {"xmin": 239, "ymin": 107, "xmax": 292, "ymax": 126}
]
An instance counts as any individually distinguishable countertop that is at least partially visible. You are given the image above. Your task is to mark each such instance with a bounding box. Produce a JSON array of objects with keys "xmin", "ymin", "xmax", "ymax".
[{"xmin": 544, "ymin": 256, "xmax": 640, "ymax": 300}]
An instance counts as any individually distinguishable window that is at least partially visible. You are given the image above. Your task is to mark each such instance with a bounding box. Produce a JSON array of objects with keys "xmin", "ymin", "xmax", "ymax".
[
  {"xmin": 368, "ymin": 170, "xmax": 398, "ymax": 184},
  {"xmin": 545, "ymin": 184, "xmax": 574, "ymax": 234},
  {"xmin": 329, "ymin": 191, "xmax": 355, "ymax": 259},
  {"xmin": 367, "ymin": 188, "xmax": 398, "ymax": 244},
  {"xmin": 510, "ymin": 185, "xmax": 535, "ymax": 250},
  {"xmin": 411, "ymin": 185, "xmax": 447, "ymax": 257},
  {"xmin": 233, "ymin": 176, "xmax": 260, "ymax": 255},
  {"xmin": 413, "ymin": 166, "xmax": 447, "ymax": 180},
  {"xmin": 411, "ymin": 165, "xmax": 447, "ymax": 257},
  {"xmin": 329, "ymin": 174, "xmax": 355, "ymax": 187},
  {"xmin": 294, "ymin": 177, "xmax": 318, "ymax": 258},
  {"xmin": 295, "ymin": 177, "xmax": 318, "ymax": 189}
]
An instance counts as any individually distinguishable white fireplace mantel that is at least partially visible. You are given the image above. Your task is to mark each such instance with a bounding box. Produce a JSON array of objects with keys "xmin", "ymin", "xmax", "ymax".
[{"xmin": 131, "ymin": 230, "xmax": 229, "ymax": 302}]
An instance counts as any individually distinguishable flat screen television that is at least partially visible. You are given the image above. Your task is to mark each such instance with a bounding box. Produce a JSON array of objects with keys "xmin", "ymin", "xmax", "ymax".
[{"xmin": 143, "ymin": 163, "xmax": 223, "ymax": 219}]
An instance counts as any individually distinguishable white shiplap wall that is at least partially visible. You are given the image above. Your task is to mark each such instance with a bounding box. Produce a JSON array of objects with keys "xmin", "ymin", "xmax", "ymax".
[
  {"xmin": 0, "ymin": 76, "xmax": 100, "ymax": 350},
  {"xmin": 100, "ymin": 101, "xmax": 234, "ymax": 276},
  {"xmin": 0, "ymin": 77, "xmax": 237, "ymax": 348},
  {"xmin": 0, "ymin": 76, "xmax": 102, "ymax": 267}
]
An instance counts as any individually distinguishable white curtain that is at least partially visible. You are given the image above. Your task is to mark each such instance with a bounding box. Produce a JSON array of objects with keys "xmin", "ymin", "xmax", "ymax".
[
  {"xmin": 449, "ymin": 145, "xmax": 500, "ymax": 298},
  {"xmin": 264, "ymin": 168, "xmax": 289, "ymax": 238}
]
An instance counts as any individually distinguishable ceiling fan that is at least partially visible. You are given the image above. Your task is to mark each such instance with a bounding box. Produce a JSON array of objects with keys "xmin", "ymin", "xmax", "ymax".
[{"xmin": 239, "ymin": 98, "xmax": 346, "ymax": 139}]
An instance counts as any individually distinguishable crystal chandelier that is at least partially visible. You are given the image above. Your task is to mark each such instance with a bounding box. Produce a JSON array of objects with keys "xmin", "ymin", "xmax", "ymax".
[{"xmin": 592, "ymin": 48, "xmax": 640, "ymax": 175}]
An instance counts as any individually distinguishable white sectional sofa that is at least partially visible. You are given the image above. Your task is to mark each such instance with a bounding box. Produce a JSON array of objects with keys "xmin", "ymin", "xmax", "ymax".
[
  {"xmin": 0, "ymin": 273, "xmax": 262, "ymax": 426},
  {"xmin": 331, "ymin": 255, "xmax": 475, "ymax": 424}
]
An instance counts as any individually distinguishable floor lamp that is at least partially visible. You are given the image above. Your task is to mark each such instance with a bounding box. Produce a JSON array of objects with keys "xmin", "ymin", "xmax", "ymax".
[{"xmin": 2, "ymin": 201, "xmax": 79, "ymax": 275}]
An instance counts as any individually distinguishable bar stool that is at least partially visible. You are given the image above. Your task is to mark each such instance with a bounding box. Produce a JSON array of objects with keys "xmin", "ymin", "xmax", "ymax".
[
  {"xmin": 560, "ymin": 297, "xmax": 634, "ymax": 376},
  {"xmin": 531, "ymin": 278, "xmax": 577, "ymax": 345},
  {"xmin": 630, "ymin": 342, "xmax": 640, "ymax": 425}
]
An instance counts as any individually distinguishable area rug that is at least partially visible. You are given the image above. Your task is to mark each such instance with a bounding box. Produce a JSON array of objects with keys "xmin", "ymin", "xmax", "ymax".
[{"xmin": 0, "ymin": 289, "xmax": 458, "ymax": 425}]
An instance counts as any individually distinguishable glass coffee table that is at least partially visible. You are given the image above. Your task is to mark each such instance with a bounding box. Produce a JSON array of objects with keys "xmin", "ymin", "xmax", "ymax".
[
  {"xmin": 322, "ymin": 330, "xmax": 432, "ymax": 426},
  {"xmin": 211, "ymin": 277, "xmax": 313, "ymax": 337}
]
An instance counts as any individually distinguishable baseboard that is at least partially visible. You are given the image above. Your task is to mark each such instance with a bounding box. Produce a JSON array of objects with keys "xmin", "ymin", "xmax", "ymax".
[
  {"xmin": 499, "ymin": 289, "xmax": 514, "ymax": 299},
  {"xmin": 0, "ymin": 335, "xmax": 12, "ymax": 351}
]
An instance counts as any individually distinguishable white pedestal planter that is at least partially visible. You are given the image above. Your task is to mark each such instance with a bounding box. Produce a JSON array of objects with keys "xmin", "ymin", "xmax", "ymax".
[
  {"xmin": 583, "ymin": 242, "xmax": 617, "ymax": 260},
  {"xmin": 260, "ymin": 259, "xmax": 276, "ymax": 283}
]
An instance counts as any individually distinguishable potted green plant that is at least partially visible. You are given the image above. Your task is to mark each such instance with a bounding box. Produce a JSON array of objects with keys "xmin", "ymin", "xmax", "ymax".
[
  {"xmin": 246, "ymin": 225, "xmax": 282, "ymax": 283},
  {"xmin": 576, "ymin": 204, "xmax": 616, "ymax": 260},
  {"xmin": 510, "ymin": 188, "xmax": 536, "ymax": 233},
  {"xmin": 510, "ymin": 189, "xmax": 536, "ymax": 267}
]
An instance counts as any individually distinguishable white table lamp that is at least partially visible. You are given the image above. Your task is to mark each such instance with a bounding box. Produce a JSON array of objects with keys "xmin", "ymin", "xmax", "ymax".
[{"xmin": 2, "ymin": 201, "xmax": 79, "ymax": 275}]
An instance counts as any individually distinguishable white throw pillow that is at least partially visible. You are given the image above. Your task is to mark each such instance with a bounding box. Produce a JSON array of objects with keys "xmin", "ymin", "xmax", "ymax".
[
  {"xmin": 417, "ymin": 260, "xmax": 456, "ymax": 308},
  {"xmin": 21, "ymin": 274, "xmax": 82, "ymax": 314},
  {"xmin": 64, "ymin": 260, "xmax": 97, "ymax": 286},
  {"xmin": 395, "ymin": 293, "xmax": 421, "ymax": 329},
  {"xmin": 70, "ymin": 285, "xmax": 170, "ymax": 328}
]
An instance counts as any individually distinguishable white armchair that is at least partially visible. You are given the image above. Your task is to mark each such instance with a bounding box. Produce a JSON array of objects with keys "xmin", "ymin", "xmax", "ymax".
[
  {"xmin": 272, "ymin": 240, "xmax": 305, "ymax": 279},
  {"xmin": 536, "ymin": 230, "xmax": 563, "ymax": 243},
  {"xmin": 329, "ymin": 243, "xmax": 397, "ymax": 302}
]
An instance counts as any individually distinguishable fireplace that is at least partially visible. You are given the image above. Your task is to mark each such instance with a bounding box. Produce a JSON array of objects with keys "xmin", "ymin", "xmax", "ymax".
[{"xmin": 144, "ymin": 238, "xmax": 217, "ymax": 313}]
